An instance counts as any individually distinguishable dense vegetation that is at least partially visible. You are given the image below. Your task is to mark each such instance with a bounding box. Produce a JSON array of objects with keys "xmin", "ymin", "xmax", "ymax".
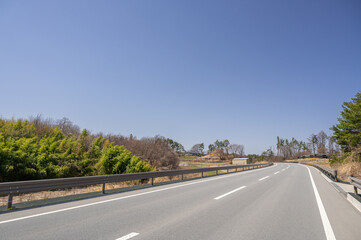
[{"xmin": 0, "ymin": 117, "xmax": 181, "ymax": 182}]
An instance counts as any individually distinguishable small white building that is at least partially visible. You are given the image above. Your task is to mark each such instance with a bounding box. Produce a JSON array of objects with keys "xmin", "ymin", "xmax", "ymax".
[{"xmin": 232, "ymin": 158, "xmax": 248, "ymax": 165}]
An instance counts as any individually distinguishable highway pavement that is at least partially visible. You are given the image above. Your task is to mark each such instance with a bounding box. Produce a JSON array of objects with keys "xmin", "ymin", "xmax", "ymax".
[{"xmin": 0, "ymin": 163, "xmax": 361, "ymax": 240}]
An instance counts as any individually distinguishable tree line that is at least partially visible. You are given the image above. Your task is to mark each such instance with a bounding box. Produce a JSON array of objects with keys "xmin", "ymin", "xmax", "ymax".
[
  {"xmin": 255, "ymin": 131, "xmax": 342, "ymax": 162},
  {"xmin": 166, "ymin": 138, "xmax": 246, "ymax": 160},
  {"xmin": 274, "ymin": 131, "xmax": 339, "ymax": 159},
  {"xmin": 261, "ymin": 91, "xmax": 361, "ymax": 163},
  {"xmin": 186, "ymin": 140, "xmax": 245, "ymax": 160}
]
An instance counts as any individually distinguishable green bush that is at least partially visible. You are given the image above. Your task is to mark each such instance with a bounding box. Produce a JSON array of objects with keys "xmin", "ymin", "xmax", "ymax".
[
  {"xmin": 329, "ymin": 152, "xmax": 351, "ymax": 165},
  {"xmin": 0, "ymin": 118, "xmax": 154, "ymax": 182},
  {"xmin": 99, "ymin": 144, "xmax": 153, "ymax": 174}
]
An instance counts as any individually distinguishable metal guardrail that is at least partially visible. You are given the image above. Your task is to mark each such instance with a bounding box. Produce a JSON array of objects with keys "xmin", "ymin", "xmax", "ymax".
[
  {"xmin": 349, "ymin": 177, "xmax": 361, "ymax": 195},
  {"xmin": 303, "ymin": 163, "xmax": 360, "ymax": 196},
  {"xmin": 0, "ymin": 162, "xmax": 272, "ymax": 209},
  {"xmin": 302, "ymin": 162, "xmax": 338, "ymax": 182}
]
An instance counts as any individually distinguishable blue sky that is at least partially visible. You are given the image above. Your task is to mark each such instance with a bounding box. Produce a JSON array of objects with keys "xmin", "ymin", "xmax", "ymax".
[{"xmin": 1, "ymin": 0, "xmax": 360, "ymax": 154}]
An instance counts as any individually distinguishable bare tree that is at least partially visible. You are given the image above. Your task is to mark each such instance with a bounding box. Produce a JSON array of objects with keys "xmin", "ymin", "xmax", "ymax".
[
  {"xmin": 228, "ymin": 144, "xmax": 245, "ymax": 156},
  {"xmin": 276, "ymin": 136, "xmax": 310, "ymax": 159},
  {"xmin": 189, "ymin": 143, "xmax": 204, "ymax": 155},
  {"xmin": 28, "ymin": 115, "xmax": 57, "ymax": 137},
  {"xmin": 308, "ymin": 134, "xmax": 318, "ymax": 154},
  {"xmin": 106, "ymin": 134, "xmax": 180, "ymax": 170},
  {"xmin": 56, "ymin": 117, "xmax": 80, "ymax": 135},
  {"xmin": 317, "ymin": 131, "xmax": 328, "ymax": 154}
]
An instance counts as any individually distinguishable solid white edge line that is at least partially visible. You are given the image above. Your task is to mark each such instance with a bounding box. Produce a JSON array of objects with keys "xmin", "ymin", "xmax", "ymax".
[
  {"xmin": 306, "ymin": 166, "xmax": 336, "ymax": 240},
  {"xmin": 116, "ymin": 232, "xmax": 139, "ymax": 240},
  {"xmin": 258, "ymin": 176, "xmax": 269, "ymax": 181},
  {"xmin": 214, "ymin": 186, "xmax": 246, "ymax": 200},
  {"xmin": 274, "ymin": 171, "xmax": 280, "ymax": 174},
  {"xmin": 0, "ymin": 163, "xmax": 277, "ymax": 225}
]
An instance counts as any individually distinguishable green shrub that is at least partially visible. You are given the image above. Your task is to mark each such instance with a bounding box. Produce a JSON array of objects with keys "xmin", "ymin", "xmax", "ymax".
[
  {"xmin": 98, "ymin": 144, "xmax": 152, "ymax": 174},
  {"xmin": 329, "ymin": 151, "xmax": 351, "ymax": 165},
  {"xmin": 0, "ymin": 118, "xmax": 154, "ymax": 182}
]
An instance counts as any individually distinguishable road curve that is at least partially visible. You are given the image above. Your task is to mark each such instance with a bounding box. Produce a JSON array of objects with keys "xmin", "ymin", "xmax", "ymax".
[{"xmin": 0, "ymin": 163, "xmax": 361, "ymax": 240}]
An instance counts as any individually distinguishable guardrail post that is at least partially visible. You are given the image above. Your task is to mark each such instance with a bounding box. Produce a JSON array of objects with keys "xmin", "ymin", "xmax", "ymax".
[
  {"xmin": 216, "ymin": 170, "xmax": 218, "ymax": 175},
  {"xmin": 334, "ymin": 170, "xmax": 338, "ymax": 182},
  {"xmin": 7, "ymin": 194, "xmax": 13, "ymax": 209},
  {"xmin": 201, "ymin": 172, "xmax": 204, "ymax": 178},
  {"xmin": 151, "ymin": 178, "xmax": 154, "ymax": 185},
  {"xmin": 227, "ymin": 169, "xmax": 229, "ymax": 173},
  {"xmin": 354, "ymin": 186, "xmax": 358, "ymax": 195},
  {"xmin": 181, "ymin": 174, "xmax": 184, "ymax": 180},
  {"xmin": 102, "ymin": 183, "xmax": 106, "ymax": 194}
]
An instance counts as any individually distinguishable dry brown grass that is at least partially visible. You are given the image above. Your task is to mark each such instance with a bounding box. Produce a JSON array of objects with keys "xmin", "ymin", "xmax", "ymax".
[
  {"xmin": 335, "ymin": 162, "xmax": 361, "ymax": 180},
  {"xmin": 179, "ymin": 161, "xmax": 231, "ymax": 169},
  {"xmin": 0, "ymin": 184, "xmax": 104, "ymax": 207},
  {"xmin": 333, "ymin": 149, "xmax": 361, "ymax": 180},
  {"xmin": 255, "ymin": 161, "xmax": 268, "ymax": 164},
  {"xmin": 286, "ymin": 158, "xmax": 361, "ymax": 181},
  {"xmin": 287, "ymin": 158, "xmax": 331, "ymax": 167},
  {"xmin": 0, "ymin": 180, "xmax": 154, "ymax": 207}
]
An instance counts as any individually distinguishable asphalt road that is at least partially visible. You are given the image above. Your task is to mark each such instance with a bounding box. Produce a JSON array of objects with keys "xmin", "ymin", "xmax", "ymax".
[{"xmin": 1, "ymin": 163, "xmax": 361, "ymax": 240}]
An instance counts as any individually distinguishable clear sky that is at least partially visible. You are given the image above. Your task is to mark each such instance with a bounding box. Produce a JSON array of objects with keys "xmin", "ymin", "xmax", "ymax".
[{"xmin": 1, "ymin": 0, "xmax": 360, "ymax": 154}]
